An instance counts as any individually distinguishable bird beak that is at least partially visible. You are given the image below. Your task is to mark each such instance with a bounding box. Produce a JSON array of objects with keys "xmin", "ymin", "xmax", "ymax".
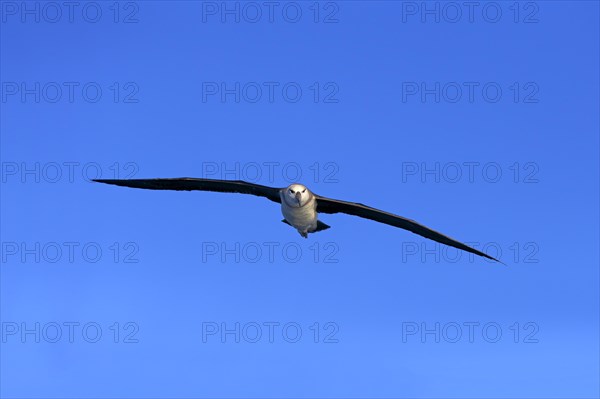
[{"xmin": 295, "ymin": 192, "xmax": 302, "ymax": 205}]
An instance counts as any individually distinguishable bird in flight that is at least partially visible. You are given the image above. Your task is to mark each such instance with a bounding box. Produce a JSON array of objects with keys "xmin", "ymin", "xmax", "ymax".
[{"xmin": 94, "ymin": 177, "xmax": 500, "ymax": 262}]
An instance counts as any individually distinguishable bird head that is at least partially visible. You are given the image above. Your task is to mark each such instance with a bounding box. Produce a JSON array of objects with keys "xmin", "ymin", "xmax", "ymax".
[{"xmin": 284, "ymin": 183, "xmax": 311, "ymax": 207}]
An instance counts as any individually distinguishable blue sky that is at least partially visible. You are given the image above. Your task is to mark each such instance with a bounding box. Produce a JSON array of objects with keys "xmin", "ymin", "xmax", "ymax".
[{"xmin": 1, "ymin": 1, "xmax": 599, "ymax": 398}]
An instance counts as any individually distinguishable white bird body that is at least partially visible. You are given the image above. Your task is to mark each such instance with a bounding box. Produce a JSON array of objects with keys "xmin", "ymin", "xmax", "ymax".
[
  {"xmin": 279, "ymin": 184, "xmax": 318, "ymax": 237},
  {"xmin": 280, "ymin": 191, "xmax": 318, "ymax": 235}
]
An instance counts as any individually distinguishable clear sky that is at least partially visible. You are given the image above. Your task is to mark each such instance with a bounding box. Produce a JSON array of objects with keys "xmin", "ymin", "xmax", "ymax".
[{"xmin": 1, "ymin": 1, "xmax": 599, "ymax": 398}]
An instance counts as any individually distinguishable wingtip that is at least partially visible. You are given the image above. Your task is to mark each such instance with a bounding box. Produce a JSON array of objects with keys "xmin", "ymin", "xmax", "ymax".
[
  {"xmin": 92, "ymin": 179, "xmax": 121, "ymax": 185},
  {"xmin": 489, "ymin": 255, "xmax": 506, "ymax": 265},
  {"xmin": 478, "ymin": 250, "xmax": 504, "ymax": 265}
]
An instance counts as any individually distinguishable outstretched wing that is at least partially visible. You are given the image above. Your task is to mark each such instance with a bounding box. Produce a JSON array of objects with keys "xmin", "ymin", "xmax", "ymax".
[
  {"xmin": 93, "ymin": 178, "xmax": 282, "ymax": 203},
  {"xmin": 315, "ymin": 195, "xmax": 499, "ymax": 262}
]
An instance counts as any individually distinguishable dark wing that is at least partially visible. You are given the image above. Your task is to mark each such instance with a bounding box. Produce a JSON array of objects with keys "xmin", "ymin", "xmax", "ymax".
[
  {"xmin": 93, "ymin": 178, "xmax": 282, "ymax": 203},
  {"xmin": 315, "ymin": 195, "xmax": 499, "ymax": 262}
]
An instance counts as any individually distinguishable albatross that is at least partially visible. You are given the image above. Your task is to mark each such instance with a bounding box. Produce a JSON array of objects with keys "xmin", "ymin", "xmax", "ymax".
[{"xmin": 93, "ymin": 177, "xmax": 500, "ymax": 262}]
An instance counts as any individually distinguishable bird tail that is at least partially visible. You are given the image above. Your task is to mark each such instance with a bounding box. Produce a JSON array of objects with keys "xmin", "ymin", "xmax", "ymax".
[
  {"xmin": 313, "ymin": 220, "xmax": 331, "ymax": 232},
  {"xmin": 281, "ymin": 219, "xmax": 330, "ymax": 233}
]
